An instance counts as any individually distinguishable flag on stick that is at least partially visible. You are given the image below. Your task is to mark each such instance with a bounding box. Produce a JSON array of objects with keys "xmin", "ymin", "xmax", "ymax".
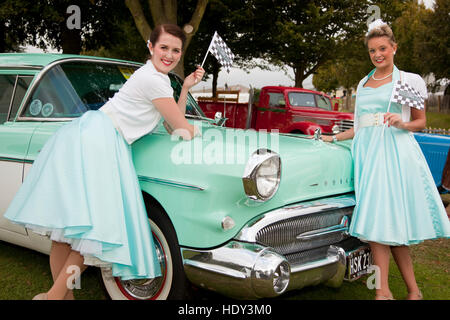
[
  {"xmin": 390, "ymin": 80, "xmax": 425, "ymax": 110},
  {"xmin": 201, "ymin": 31, "xmax": 235, "ymax": 73}
]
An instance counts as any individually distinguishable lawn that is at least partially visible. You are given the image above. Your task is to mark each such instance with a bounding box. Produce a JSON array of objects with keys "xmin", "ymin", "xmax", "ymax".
[
  {"xmin": 426, "ymin": 112, "xmax": 450, "ymax": 130},
  {"xmin": 0, "ymin": 236, "xmax": 448, "ymax": 300}
]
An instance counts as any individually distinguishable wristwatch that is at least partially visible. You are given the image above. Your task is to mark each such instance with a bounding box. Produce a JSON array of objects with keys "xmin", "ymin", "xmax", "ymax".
[{"xmin": 332, "ymin": 135, "xmax": 337, "ymax": 143}]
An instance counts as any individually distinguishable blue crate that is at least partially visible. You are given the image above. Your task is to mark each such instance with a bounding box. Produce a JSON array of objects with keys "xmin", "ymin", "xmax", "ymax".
[{"xmin": 414, "ymin": 132, "xmax": 450, "ymax": 187}]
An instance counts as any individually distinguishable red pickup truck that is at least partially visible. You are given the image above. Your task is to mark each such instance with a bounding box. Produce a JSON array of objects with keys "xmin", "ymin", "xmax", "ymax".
[{"xmin": 198, "ymin": 86, "xmax": 354, "ymax": 135}]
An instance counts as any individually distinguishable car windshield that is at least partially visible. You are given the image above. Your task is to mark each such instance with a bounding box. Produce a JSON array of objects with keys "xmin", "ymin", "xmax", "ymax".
[
  {"xmin": 288, "ymin": 92, "xmax": 316, "ymax": 107},
  {"xmin": 169, "ymin": 73, "xmax": 206, "ymax": 118},
  {"xmin": 21, "ymin": 60, "xmax": 205, "ymax": 119}
]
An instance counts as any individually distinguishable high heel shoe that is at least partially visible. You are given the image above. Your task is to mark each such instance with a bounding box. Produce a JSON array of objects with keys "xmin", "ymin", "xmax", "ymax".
[{"xmin": 32, "ymin": 293, "xmax": 48, "ymax": 300}]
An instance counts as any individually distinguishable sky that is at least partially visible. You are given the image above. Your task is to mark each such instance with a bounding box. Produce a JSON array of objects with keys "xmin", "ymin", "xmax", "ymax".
[{"xmin": 25, "ymin": 0, "xmax": 435, "ymax": 91}]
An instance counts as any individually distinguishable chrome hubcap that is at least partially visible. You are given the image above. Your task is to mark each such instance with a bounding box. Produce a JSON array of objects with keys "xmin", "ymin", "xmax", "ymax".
[{"xmin": 117, "ymin": 233, "xmax": 167, "ymax": 300}]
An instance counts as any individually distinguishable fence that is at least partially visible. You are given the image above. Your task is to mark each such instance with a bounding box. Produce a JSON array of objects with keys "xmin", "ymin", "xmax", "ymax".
[{"xmin": 425, "ymin": 94, "xmax": 450, "ymax": 113}]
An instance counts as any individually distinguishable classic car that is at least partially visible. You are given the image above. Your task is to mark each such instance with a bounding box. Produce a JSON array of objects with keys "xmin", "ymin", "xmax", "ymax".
[{"xmin": 0, "ymin": 53, "xmax": 370, "ymax": 300}]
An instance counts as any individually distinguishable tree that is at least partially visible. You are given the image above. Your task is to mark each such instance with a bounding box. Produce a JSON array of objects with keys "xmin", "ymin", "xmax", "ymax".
[
  {"xmin": 125, "ymin": 0, "xmax": 209, "ymax": 77},
  {"xmin": 414, "ymin": 0, "xmax": 449, "ymax": 84},
  {"xmin": 0, "ymin": 0, "xmax": 126, "ymax": 54},
  {"xmin": 183, "ymin": 0, "xmax": 272, "ymax": 95},
  {"xmin": 392, "ymin": 0, "xmax": 430, "ymax": 76},
  {"xmin": 258, "ymin": 0, "xmax": 368, "ymax": 87}
]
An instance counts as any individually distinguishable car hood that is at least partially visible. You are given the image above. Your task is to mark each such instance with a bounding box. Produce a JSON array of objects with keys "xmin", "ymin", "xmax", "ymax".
[
  {"xmin": 132, "ymin": 120, "xmax": 354, "ymax": 247},
  {"xmin": 133, "ymin": 120, "xmax": 354, "ymax": 206}
]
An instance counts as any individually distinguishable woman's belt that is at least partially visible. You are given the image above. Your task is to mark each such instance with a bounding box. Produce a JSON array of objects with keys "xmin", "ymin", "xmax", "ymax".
[{"xmin": 358, "ymin": 112, "xmax": 386, "ymax": 128}]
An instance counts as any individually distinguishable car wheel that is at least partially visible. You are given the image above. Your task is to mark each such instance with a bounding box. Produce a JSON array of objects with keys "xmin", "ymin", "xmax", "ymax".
[{"xmin": 100, "ymin": 205, "xmax": 190, "ymax": 300}]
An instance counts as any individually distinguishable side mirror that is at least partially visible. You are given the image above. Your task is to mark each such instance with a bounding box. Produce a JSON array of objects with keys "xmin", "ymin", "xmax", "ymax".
[{"xmin": 214, "ymin": 111, "xmax": 227, "ymax": 127}]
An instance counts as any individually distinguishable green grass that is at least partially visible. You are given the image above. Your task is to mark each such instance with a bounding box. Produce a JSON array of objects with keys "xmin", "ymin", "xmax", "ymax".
[
  {"xmin": 0, "ymin": 236, "xmax": 448, "ymax": 300},
  {"xmin": 426, "ymin": 112, "xmax": 450, "ymax": 130}
]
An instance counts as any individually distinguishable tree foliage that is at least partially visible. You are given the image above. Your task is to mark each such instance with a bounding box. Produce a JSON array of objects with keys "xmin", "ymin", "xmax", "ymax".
[{"xmin": 125, "ymin": 0, "xmax": 209, "ymax": 77}]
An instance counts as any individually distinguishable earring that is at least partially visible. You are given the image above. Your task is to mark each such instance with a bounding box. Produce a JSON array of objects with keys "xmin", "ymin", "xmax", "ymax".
[
  {"xmin": 394, "ymin": 51, "xmax": 396, "ymax": 55},
  {"xmin": 150, "ymin": 51, "xmax": 153, "ymax": 55}
]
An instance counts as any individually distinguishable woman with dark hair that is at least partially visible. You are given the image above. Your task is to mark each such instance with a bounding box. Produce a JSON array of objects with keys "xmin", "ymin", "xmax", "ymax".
[
  {"xmin": 5, "ymin": 24, "xmax": 204, "ymax": 300},
  {"xmin": 322, "ymin": 20, "xmax": 449, "ymax": 300}
]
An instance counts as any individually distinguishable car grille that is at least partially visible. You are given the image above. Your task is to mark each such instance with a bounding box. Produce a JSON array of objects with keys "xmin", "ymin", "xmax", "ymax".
[
  {"xmin": 337, "ymin": 119, "xmax": 354, "ymax": 132},
  {"xmin": 255, "ymin": 207, "xmax": 353, "ymax": 256}
]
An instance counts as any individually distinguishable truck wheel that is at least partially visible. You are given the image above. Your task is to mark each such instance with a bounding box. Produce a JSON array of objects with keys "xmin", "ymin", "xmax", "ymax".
[{"xmin": 100, "ymin": 204, "xmax": 190, "ymax": 300}]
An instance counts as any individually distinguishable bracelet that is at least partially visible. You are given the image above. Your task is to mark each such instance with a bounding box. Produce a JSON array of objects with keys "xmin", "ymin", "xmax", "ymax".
[{"xmin": 332, "ymin": 135, "xmax": 337, "ymax": 143}]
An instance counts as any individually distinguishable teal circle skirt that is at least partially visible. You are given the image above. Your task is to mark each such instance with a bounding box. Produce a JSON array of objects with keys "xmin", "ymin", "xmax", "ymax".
[{"xmin": 5, "ymin": 111, "xmax": 162, "ymax": 280}]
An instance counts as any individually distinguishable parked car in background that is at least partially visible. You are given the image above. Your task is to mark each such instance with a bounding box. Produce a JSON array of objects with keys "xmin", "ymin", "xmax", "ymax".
[
  {"xmin": 0, "ymin": 53, "xmax": 371, "ymax": 300},
  {"xmin": 414, "ymin": 132, "xmax": 450, "ymax": 189},
  {"xmin": 198, "ymin": 86, "xmax": 354, "ymax": 135}
]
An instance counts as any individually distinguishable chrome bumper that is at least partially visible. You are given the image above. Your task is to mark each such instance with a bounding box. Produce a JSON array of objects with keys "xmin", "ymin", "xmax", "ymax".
[
  {"xmin": 181, "ymin": 239, "xmax": 366, "ymax": 299},
  {"xmin": 181, "ymin": 194, "xmax": 367, "ymax": 299}
]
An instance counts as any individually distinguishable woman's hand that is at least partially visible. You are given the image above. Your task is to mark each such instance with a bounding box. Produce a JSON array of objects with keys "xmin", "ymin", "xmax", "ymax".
[
  {"xmin": 183, "ymin": 66, "xmax": 205, "ymax": 90},
  {"xmin": 321, "ymin": 135, "xmax": 334, "ymax": 142},
  {"xmin": 384, "ymin": 112, "xmax": 405, "ymax": 129}
]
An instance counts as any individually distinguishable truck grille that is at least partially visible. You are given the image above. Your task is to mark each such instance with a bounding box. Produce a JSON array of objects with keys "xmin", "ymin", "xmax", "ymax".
[
  {"xmin": 337, "ymin": 119, "xmax": 354, "ymax": 132},
  {"xmin": 255, "ymin": 207, "xmax": 353, "ymax": 256}
]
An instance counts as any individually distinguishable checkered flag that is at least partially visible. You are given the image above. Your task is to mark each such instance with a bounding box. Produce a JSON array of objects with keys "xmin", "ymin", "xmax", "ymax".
[
  {"xmin": 201, "ymin": 32, "xmax": 235, "ymax": 73},
  {"xmin": 391, "ymin": 80, "xmax": 425, "ymax": 110}
]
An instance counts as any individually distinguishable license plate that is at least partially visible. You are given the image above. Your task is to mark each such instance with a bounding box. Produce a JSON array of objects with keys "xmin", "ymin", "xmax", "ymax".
[{"xmin": 345, "ymin": 246, "xmax": 372, "ymax": 281}]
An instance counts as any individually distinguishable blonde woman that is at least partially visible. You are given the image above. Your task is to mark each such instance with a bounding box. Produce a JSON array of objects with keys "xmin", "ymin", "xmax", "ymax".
[{"xmin": 322, "ymin": 20, "xmax": 450, "ymax": 300}]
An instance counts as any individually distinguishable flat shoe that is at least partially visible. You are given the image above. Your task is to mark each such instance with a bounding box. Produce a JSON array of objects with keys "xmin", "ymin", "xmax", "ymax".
[
  {"xmin": 32, "ymin": 293, "xmax": 48, "ymax": 300},
  {"xmin": 407, "ymin": 290, "xmax": 423, "ymax": 300},
  {"xmin": 375, "ymin": 293, "xmax": 395, "ymax": 300}
]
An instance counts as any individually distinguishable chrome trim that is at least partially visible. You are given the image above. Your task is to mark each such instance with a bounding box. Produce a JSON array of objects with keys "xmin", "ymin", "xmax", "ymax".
[
  {"xmin": 313, "ymin": 127, "xmax": 321, "ymax": 140},
  {"xmin": 137, "ymin": 175, "xmax": 205, "ymax": 191},
  {"xmin": 235, "ymin": 194, "xmax": 356, "ymax": 243},
  {"xmin": 181, "ymin": 240, "xmax": 365, "ymax": 299},
  {"xmin": 18, "ymin": 117, "xmax": 74, "ymax": 122},
  {"xmin": 296, "ymin": 215, "xmax": 349, "ymax": 240},
  {"xmin": 242, "ymin": 148, "xmax": 281, "ymax": 202},
  {"xmin": 0, "ymin": 65, "xmax": 43, "ymax": 70},
  {"xmin": 16, "ymin": 57, "xmax": 143, "ymax": 121},
  {"xmin": 182, "ymin": 241, "xmax": 290, "ymax": 299},
  {"xmin": 6, "ymin": 75, "xmax": 18, "ymax": 121}
]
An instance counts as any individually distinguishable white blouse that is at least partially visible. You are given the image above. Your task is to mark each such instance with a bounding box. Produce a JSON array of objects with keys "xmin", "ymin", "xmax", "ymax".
[{"xmin": 100, "ymin": 60, "xmax": 174, "ymax": 144}]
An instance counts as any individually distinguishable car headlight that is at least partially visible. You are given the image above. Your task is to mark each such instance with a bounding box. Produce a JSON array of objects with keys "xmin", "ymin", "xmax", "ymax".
[{"xmin": 242, "ymin": 148, "xmax": 281, "ymax": 202}]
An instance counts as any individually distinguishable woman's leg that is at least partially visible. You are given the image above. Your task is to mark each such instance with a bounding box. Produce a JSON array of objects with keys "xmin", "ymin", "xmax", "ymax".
[
  {"xmin": 369, "ymin": 242, "xmax": 393, "ymax": 299},
  {"xmin": 46, "ymin": 249, "xmax": 87, "ymax": 300},
  {"xmin": 49, "ymin": 241, "xmax": 75, "ymax": 300},
  {"xmin": 390, "ymin": 245, "xmax": 422, "ymax": 299}
]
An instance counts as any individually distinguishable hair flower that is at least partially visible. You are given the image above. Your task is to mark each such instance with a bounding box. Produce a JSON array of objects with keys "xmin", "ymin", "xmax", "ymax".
[{"xmin": 366, "ymin": 19, "xmax": 387, "ymax": 35}]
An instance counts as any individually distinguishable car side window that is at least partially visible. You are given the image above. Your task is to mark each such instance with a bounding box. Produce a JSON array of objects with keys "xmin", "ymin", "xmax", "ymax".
[
  {"xmin": 288, "ymin": 92, "xmax": 316, "ymax": 107},
  {"xmin": 23, "ymin": 65, "xmax": 87, "ymax": 118},
  {"xmin": 267, "ymin": 92, "xmax": 285, "ymax": 108},
  {"xmin": 0, "ymin": 75, "xmax": 16, "ymax": 124},
  {"xmin": 10, "ymin": 76, "xmax": 33, "ymax": 120},
  {"xmin": 22, "ymin": 61, "xmax": 138, "ymax": 119},
  {"xmin": 316, "ymin": 94, "xmax": 332, "ymax": 111}
]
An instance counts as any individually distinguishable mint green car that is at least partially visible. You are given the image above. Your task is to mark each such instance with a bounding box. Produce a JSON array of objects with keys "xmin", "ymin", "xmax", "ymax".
[{"xmin": 0, "ymin": 53, "xmax": 370, "ymax": 300}]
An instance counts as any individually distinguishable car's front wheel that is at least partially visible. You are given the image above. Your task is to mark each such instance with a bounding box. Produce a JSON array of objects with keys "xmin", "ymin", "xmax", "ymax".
[{"xmin": 100, "ymin": 205, "xmax": 189, "ymax": 300}]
